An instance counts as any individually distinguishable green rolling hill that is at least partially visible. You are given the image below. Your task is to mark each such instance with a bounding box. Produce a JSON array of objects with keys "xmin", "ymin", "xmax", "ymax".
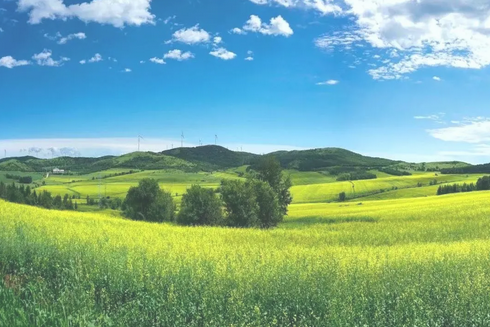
[{"xmin": 0, "ymin": 146, "xmax": 477, "ymax": 175}]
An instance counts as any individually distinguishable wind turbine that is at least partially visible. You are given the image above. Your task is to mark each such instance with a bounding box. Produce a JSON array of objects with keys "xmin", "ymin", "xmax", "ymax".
[
  {"xmin": 215, "ymin": 134, "xmax": 218, "ymax": 145},
  {"xmin": 138, "ymin": 135, "xmax": 144, "ymax": 152},
  {"xmin": 181, "ymin": 131, "xmax": 185, "ymax": 148}
]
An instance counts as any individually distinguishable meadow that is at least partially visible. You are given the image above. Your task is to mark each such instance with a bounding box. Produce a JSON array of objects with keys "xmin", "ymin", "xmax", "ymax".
[
  {"xmin": 2, "ymin": 164, "xmax": 490, "ymax": 326},
  {"xmin": 23, "ymin": 168, "xmax": 483, "ymax": 207},
  {"xmin": 2, "ymin": 191, "xmax": 490, "ymax": 325}
]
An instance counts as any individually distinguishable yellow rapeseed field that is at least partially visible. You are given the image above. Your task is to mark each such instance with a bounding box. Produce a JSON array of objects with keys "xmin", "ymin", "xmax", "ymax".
[{"xmin": 2, "ymin": 191, "xmax": 490, "ymax": 326}]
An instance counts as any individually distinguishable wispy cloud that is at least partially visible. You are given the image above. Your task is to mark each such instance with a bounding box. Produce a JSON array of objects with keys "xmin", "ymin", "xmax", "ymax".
[
  {"xmin": 428, "ymin": 118, "xmax": 490, "ymax": 144},
  {"xmin": 0, "ymin": 138, "xmax": 307, "ymax": 158},
  {"xmin": 316, "ymin": 80, "xmax": 339, "ymax": 85}
]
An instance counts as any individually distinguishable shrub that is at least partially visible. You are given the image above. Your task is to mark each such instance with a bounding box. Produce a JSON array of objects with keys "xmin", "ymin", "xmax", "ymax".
[
  {"xmin": 220, "ymin": 180, "xmax": 259, "ymax": 228},
  {"xmin": 339, "ymin": 192, "xmax": 346, "ymax": 202},
  {"xmin": 124, "ymin": 179, "xmax": 175, "ymax": 222},
  {"xmin": 178, "ymin": 185, "xmax": 223, "ymax": 226}
]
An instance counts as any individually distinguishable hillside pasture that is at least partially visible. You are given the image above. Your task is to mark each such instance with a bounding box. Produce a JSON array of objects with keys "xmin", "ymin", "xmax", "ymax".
[{"xmin": 291, "ymin": 173, "xmax": 482, "ymax": 203}]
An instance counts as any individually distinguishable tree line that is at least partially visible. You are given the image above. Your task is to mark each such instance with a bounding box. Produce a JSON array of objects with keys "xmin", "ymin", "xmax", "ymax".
[
  {"xmin": 437, "ymin": 176, "xmax": 490, "ymax": 196},
  {"xmin": 123, "ymin": 157, "xmax": 292, "ymax": 229},
  {"xmin": 0, "ymin": 182, "xmax": 78, "ymax": 210},
  {"xmin": 378, "ymin": 168, "xmax": 412, "ymax": 176},
  {"xmin": 5, "ymin": 174, "xmax": 33, "ymax": 184},
  {"xmin": 336, "ymin": 171, "xmax": 377, "ymax": 181}
]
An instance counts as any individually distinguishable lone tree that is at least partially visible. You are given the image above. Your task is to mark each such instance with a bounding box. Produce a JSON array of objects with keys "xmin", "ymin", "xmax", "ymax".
[
  {"xmin": 254, "ymin": 156, "xmax": 293, "ymax": 215},
  {"xmin": 124, "ymin": 178, "xmax": 175, "ymax": 222},
  {"xmin": 177, "ymin": 185, "xmax": 223, "ymax": 226}
]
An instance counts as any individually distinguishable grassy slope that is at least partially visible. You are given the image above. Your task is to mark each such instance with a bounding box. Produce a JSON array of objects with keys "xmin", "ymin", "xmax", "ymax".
[
  {"xmin": 24, "ymin": 167, "xmax": 485, "ymax": 206},
  {"xmin": 36, "ymin": 169, "xmax": 244, "ymax": 204},
  {"xmin": 291, "ymin": 173, "xmax": 483, "ymax": 203},
  {"xmin": 2, "ymin": 191, "xmax": 490, "ymax": 325}
]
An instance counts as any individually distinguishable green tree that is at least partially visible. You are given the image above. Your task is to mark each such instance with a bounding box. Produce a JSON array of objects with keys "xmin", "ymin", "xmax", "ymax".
[
  {"xmin": 254, "ymin": 156, "xmax": 292, "ymax": 215},
  {"xmin": 177, "ymin": 185, "xmax": 223, "ymax": 226},
  {"xmin": 251, "ymin": 180, "xmax": 282, "ymax": 229},
  {"xmin": 339, "ymin": 192, "xmax": 346, "ymax": 202},
  {"xmin": 220, "ymin": 180, "xmax": 259, "ymax": 228},
  {"xmin": 124, "ymin": 178, "xmax": 175, "ymax": 222}
]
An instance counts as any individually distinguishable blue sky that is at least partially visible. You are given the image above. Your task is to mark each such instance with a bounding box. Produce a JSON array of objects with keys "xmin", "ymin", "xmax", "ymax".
[{"xmin": 1, "ymin": 0, "xmax": 490, "ymax": 163}]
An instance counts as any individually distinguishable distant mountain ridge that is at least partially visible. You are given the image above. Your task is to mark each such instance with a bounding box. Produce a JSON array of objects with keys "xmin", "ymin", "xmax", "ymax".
[{"xmin": 0, "ymin": 145, "xmax": 475, "ymax": 173}]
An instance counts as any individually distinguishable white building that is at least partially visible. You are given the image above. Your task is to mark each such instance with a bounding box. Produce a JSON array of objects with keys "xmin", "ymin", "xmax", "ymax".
[{"xmin": 52, "ymin": 168, "xmax": 65, "ymax": 174}]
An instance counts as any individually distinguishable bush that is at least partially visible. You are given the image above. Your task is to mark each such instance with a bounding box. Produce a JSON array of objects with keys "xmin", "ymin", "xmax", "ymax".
[
  {"xmin": 253, "ymin": 156, "xmax": 292, "ymax": 216},
  {"xmin": 339, "ymin": 192, "xmax": 346, "ymax": 202},
  {"xmin": 220, "ymin": 180, "xmax": 259, "ymax": 228},
  {"xmin": 124, "ymin": 179, "xmax": 175, "ymax": 222},
  {"xmin": 251, "ymin": 180, "xmax": 283, "ymax": 229},
  {"xmin": 177, "ymin": 185, "xmax": 223, "ymax": 226}
]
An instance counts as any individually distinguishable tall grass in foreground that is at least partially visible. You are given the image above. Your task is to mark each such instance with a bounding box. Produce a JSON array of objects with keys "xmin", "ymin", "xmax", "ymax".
[{"xmin": 2, "ymin": 192, "xmax": 490, "ymax": 326}]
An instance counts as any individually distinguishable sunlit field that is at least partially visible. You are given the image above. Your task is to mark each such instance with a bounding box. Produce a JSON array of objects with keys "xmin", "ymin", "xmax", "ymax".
[
  {"xmin": 2, "ymin": 190, "xmax": 490, "ymax": 325},
  {"xmin": 32, "ymin": 168, "xmax": 484, "ymax": 206},
  {"xmin": 291, "ymin": 173, "xmax": 481, "ymax": 203}
]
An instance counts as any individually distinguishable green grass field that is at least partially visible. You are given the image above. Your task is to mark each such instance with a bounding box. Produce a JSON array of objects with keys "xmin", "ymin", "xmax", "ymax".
[
  {"xmin": 290, "ymin": 173, "xmax": 481, "ymax": 203},
  {"xmin": 2, "ymin": 190, "xmax": 490, "ymax": 325},
  {"xmin": 20, "ymin": 168, "xmax": 483, "ymax": 210}
]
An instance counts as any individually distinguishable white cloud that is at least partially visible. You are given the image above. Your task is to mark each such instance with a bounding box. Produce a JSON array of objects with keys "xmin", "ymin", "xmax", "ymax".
[
  {"xmin": 213, "ymin": 36, "xmax": 222, "ymax": 44},
  {"xmin": 17, "ymin": 0, "xmax": 155, "ymax": 28},
  {"xmin": 317, "ymin": 0, "xmax": 490, "ymax": 79},
  {"xmin": 210, "ymin": 47, "xmax": 237, "ymax": 60},
  {"xmin": 163, "ymin": 49, "xmax": 194, "ymax": 61},
  {"xmin": 79, "ymin": 60, "xmax": 86, "ymax": 64},
  {"xmin": 316, "ymin": 79, "xmax": 339, "ymax": 85},
  {"xmin": 58, "ymin": 32, "xmax": 86, "ymax": 44},
  {"xmin": 170, "ymin": 25, "xmax": 210, "ymax": 44},
  {"xmin": 245, "ymin": 50, "xmax": 254, "ymax": 61},
  {"xmin": 0, "ymin": 138, "xmax": 307, "ymax": 158},
  {"xmin": 0, "ymin": 56, "xmax": 30, "ymax": 68},
  {"xmin": 88, "ymin": 53, "xmax": 102, "ymax": 63},
  {"xmin": 122, "ymin": 68, "xmax": 131, "ymax": 73},
  {"xmin": 230, "ymin": 27, "xmax": 246, "ymax": 35},
  {"xmin": 243, "ymin": 15, "xmax": 293, "ymax": 37},
  {"xmin": 0, "ymin": 28, "xmax": 3, "ymax": 33},
  {"xmin": 414, "ymin": 114, "xmax": 444, "ymax": 121},
  {"xmin": 438, "ymin": 144, "xmax": 490, "ymax": 158},
  {"xmin": 163, "ymin": 15, "xmax": 176, "ymax": 25},
  {"xmin": 32, "ymin": 49, "xmax": 68, "ymax": 67},
  {"xmin": 428, "ymin": 119, "xmax": 490, "ymax": 144},
  {"xmin": 249, "ymin": 0, "xmax": 342, "ymax": 15},
  {"xmin": 433, "ymin": 76, "xmax": 441, "ymax": 81},
  {"xmin": 150, "ymin": 57, "xmax": 166, "ymax": 65},
  {"xmin": 315, "ymin": 31, "xmax": 362, "ymax": 51}
]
